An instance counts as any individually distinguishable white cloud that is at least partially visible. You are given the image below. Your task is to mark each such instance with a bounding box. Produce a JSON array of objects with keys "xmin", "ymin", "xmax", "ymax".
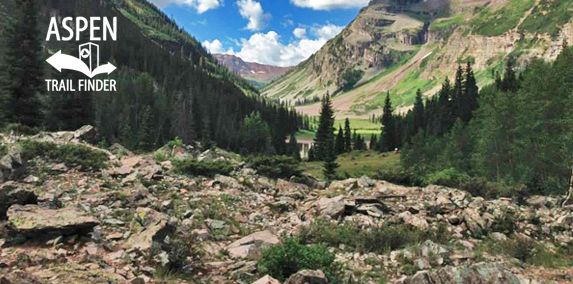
[
  {"xmin": 149, "ymin": 0, "xmax": 220, "ymax": 13},
  {"xmin": 293, "ymin": 28, "xmax": 307, "ymax": 39},
  {"xmin": 208, "ymin": 23, "xmax": 344, "ymax": 67},
  {"xmin": 312, "ymin": 23, "xmax": 344, "ymax": 39},
  {"xmin": 202, "ymin": 39, "xmax": 235, "ymax": 54},
  {"xmin": 237, "ymin": 0, "xmax": 271, "ymax": 31},
  {"xmin": 291, "ymin": 0, "xmax": 369, "ymax": 10}
]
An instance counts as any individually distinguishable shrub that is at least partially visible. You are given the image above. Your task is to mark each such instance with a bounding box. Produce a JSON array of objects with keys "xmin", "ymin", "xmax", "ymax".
[
  {"xmin": 0, "ymin": 144, "xmax": 6, "ymax": 157},
  {"xmin": 480, "ymin": 237, "xmax": 568, "ymax": 268},
  {"xmin": 247, "ymin": 155, "xmax": 302, "ymax": 179},
  {"xmin": 298, "ymin": 219, "xmax": 451, "ymax": 255},
  {"xmin": 172, "ymin": 158, "xmax": 234, "ymax": 178},
  {"xmin": 459, "ymin": 177, "xmax": 523, "ymax": 199},
  {"xmin": 423, "ymin": 168, "xmax": 470, "ymax": 187},
  {"xmin": 167, "ymin": 137, "xmax": 183, "ymax": 149},
  {"xmin": 258, "ymin": 237, "xmax": 343, "ymax": 283},
  {"xmin": 374, "ymin": 168, "xmax": 419, "ymax": 186},
  {"xmin": 20, "ymin": 140, "xmax": 108, "ymax": 171},
  {"xmin": 1, "ymin": 123, "xmax": 41, "ymax": 135}
]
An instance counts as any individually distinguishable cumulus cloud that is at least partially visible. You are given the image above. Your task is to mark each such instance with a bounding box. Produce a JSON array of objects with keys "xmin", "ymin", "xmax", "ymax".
[
  {"xmin": 291, "ymin": 0, "xmax": 369, "ymax": 10},
  {"xmin": 293, "ymin": 27, "xmax": 307, "ymax": 39},
  {"xmin": 204, "ymin": 23, "xmax": 343, "ymax": 67},
  {"xmin": 202, "ymin": 39, "xmax": 235, "ymax": 54},
  {"xmin": 149, "ymin": 0, "xmax": 220, "ymax": 13},
  {"xmin": 237, "ymin": 0, "xmax": 272, "ymax": 31}
]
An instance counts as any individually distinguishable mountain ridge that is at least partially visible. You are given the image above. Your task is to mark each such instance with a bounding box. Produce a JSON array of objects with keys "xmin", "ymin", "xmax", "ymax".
[
  {"xmin": 213, "ymin": 53, "xmax": 292, "ymax": 88},
  {"xmin": 263, "ymin": 0, "xmax": 573, "ymax": 117}
]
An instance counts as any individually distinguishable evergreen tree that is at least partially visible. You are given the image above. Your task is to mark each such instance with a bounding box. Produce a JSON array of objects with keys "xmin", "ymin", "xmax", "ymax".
[
  {"xmin": 461, "ymin": 62, "xmax": 479, "ymax": 123},
  {"xmin": 381, "ymin": 93, "xmax": 397, "ymax": 151},
  {"xmin": 288, "ymin": 132, "xmax": 301, "ymax": 161},
  {"xmin": 335, "ymin": 124, "xmax": 345, "ymax": 154},
  {"xmin": 501, "ymin": 58, "xmax": 518, "ymax": 92},
  {"xmin": 308, "ymin": 146, "xmax": 315, "ymax": 162},
  {"xmin": 313, "ymin": 93, "xmax": 335, "ymax": 161},
  {"xmin": 438, "ymin": 78, "xmax": 453, "ymax": 135},
  {"xmin": 1, "ymin": 0, "xmax": 43, "ymax": 127},
  {"xmin": 451, "ymin": 65, "xmax": 464, "ymax": 119},
  {"xmin": 413, "ymin": 89, "xmax": 425, "ymax": 134},
  {"xmin": 370, "ymin": 134, "xmax": 377, "ymax": 150},
  {"xmin": 192, "ymin": 95, "xmax": 203, "ymax": 140},
  {"xmin": 344, "ymin": 118, "xmax": 352, "ymax": 152}
]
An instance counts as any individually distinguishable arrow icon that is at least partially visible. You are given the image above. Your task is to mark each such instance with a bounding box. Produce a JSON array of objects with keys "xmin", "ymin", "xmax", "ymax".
[{"xmin": 46, "ymin": 50, "xmax": 116, "ymax": 78}]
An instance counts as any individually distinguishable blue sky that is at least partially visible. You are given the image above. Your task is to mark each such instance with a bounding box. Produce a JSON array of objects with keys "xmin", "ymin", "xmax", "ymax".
[{"xmin": 148, "ymin": 0, "xmax": 369, "ymax": 67}]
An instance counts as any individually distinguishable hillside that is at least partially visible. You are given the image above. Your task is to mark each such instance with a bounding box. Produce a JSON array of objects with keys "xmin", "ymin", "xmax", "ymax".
[
  {"xmin": 0, "ymin": 0, "xmax": 300, "ymax": 153},
  {"xmin": 214, "ymin": 54, "xmax": 292, "ymax": 88},
  {"xmin": 1, "ymin": 129, "xmax": 573, "ymax": 283},
  {"xmin": 263, "ymin": 0, "xmax": 573, "ymax": 117}
]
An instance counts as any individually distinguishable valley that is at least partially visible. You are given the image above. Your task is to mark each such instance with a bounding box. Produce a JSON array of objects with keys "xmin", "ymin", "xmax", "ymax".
[{"xmin": 263, "ymin": 0, "xmax": 573, "ymax": 118}]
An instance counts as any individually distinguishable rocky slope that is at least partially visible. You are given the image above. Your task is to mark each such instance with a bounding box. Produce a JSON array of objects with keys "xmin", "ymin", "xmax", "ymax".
[
  {"xmin": 1, "ymin": 127, "xmax": 573, "ymax": 283},
  {"xmin": 263, "ymin": 0, "xmax": 573, "ymax": 117},
  {"xmin": 214, "ymin": 54, "xmax": 292, "ymax": 88}
]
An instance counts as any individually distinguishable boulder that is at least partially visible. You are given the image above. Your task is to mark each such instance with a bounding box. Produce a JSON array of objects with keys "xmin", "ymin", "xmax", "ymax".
[
  {"xmin": 0, "ymin": 145, "xmax": 25, "ymax": 181},
  {"xmin": 7, "ymin": 204, "xmax": 99, "ymax": 239},
  {"xmin": 74, "ymin": 125, "xmax": 97, "ymax": 144},
  {"xmin": 329, "ymin": 179, "xmax": 358, "ymax": 191},
  {"xmin": 0, "ymin": 182, "xmax": 37, "ymax": 220},
  {"xmin": 285, "ymin": 270, "xmax": 328, "ymax": 284},
  {"xmin": 317, "ymin": 197, "xmax": 347, "ymax": 219},
  {"xmin": 252, "ymin": 275, "xmax": 281, "ymax": 284},
  {"xmin": 109, "ymin": 143, "xmax": 133, "ymax": 156},
  {"xmin": 403, "ymin": 263, "xmax": 524, "ymax": 284},
  {"xmin": 227, "ymin": 230, "xmax": 280, "ymax": 260},
  {"xmin": 126, "ymin": 207, "xmax": 175, "ymax": 251}
]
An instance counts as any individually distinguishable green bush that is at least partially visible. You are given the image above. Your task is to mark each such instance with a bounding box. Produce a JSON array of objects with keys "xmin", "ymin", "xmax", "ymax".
[
  {"xmin": 298, "ymin": 219, "xmax": 450, "ymax": 255},
  {"xmin": 423, "ymin": 168, "xmax": 470, "ymax": 187},
  {"xmin": 481, "ymin": 237, "xmax": 569, "ymax": 268},
  {"xmin": 20, "ymin": 140, "xmax": 108, "ymax": 171},
  {"xmin": 258, "ymin": 237, "xmax": 343, "ymax": 283},
  {"xmin": 247, "ymin": 155, "xmax": 302, "ymax": 179},
  {"xmin": 374, "ymin": 168, "xmax": 420, "ymax": 186},
  {"xmin": 172, "ymin": 158, "xmax": 234, "ymax": 177},
  {"xmin": 0, "ymin": 144, "xmax": 6, "ymax": 157},
  {"xmin": 459, "ymin": 177, "xmax": 522, "ymax": 199},
  {"xmin": 1, "ymin": 123, "xmax": 41, "ymax": 135},
  {"xmin": 167, "ymin": 137, "xmax": 183, "ymax": 149}
]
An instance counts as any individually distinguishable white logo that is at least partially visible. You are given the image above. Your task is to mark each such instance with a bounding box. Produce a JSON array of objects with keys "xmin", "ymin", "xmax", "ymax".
[{"xmin": 46, "ymin": 42, "xmax": 116, "ymax": 78}]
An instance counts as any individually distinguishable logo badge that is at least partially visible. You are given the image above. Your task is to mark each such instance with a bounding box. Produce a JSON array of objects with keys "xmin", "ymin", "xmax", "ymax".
[{"xmin": 46, "ymin": 42, "xmax": 116, "ymax": 78}]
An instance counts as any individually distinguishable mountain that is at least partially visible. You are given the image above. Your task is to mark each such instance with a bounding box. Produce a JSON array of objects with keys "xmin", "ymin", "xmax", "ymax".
[
  {"xmin": 0, "ymin": 0, "xmax": 300, "ymax": 152},
  {"xmin": 213, "ymin": 54, "xmax": 292, "ymax": 88},
  {"xmin": 263, "ymin": 0, "xmax": 573, "ymax": 117}
]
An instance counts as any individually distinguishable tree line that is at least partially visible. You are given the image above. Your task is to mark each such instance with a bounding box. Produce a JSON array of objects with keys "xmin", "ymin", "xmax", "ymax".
[{"xmin": 384, "ymin": 46, "xmax": 573, "ymax": 195}]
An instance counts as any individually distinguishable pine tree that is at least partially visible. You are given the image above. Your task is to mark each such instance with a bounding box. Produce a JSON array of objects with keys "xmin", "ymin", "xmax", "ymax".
[
  {"xmin": 335, "ymin": 124, "xmax": 345, "ymax": 154},
  {"xmin": 370, "ymin": 134, "xmax": 377, "ymax": 150},
  {"xmin": 344, "ymin": 118, "xmax": 352, "ymax": 152},
  {"xmin": 438, "ymin": 78, "xmax": 453, "ymax": 135},
  {"xmin": 381, "ymin": 93, "xmax": 397, "ymax": 151},
  {"xmin": 313, "ymin": 93, "xmax": 335, "ymax": 161},
  {"xmin": 413, "ymin": 89, "xmax": 425, "ymax": 134},
  {"xmin": 452, "ymin": 65, "xmax": 464, "ymax": 120},
  {"xmin": 462, "ymin": 62, "xmax": 479, "ymax": 123},
  {"xmin": 288, "ymin": 132, "xmax": 301, "ymax": 161},
  {"xmin": 192, "ymin": 95, "xmax": 203, "ymax": 140},
  {"xmin": 1, "ymin": 0, "xmax": 43, "ymax": 127},
  {"xmin": 501, "ymin": 58, "xmax": 518, "ymax": 93}
]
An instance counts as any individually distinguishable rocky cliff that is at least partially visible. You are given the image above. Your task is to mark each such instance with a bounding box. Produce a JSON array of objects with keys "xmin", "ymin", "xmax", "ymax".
[{"xmin": 214, "ymin": 54, "xmax": 292, "ymax": 87}]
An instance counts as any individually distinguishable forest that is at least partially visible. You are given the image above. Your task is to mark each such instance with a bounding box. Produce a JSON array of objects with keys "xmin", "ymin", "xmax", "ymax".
[{"xmin": 0, "ymin": 0, "xmax": 302, "ymax": 156}]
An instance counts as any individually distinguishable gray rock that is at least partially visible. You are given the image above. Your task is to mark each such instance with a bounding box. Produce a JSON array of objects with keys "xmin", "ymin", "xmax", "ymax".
[
  {"xmin": 0, "ymin": 145, "xmax": 25, "ymax": 181},
  {"xmin": 285, "ymin": 270, "xmax": 328, "ymax": 284},
  {"xmin": 127, "ymin": 207, "xmax": 175, "ymax": 251},
  {"xmin": 7, "ymin": 204, "xmax": 99, "ymax": 239},
  {"xmin": 403, "ymin": 263, "xmax": 524, "ymax": 284},
  {"xmin": 227, "ymin": 230, "xmax": 280, "ymax": 260},
  {"xmin": 74, "ymin": 125, "xmax": 97, "ymax": 144},
  {"xmin": 0, "ymin": 182, "xmax": 37, "ymax": 220}
]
